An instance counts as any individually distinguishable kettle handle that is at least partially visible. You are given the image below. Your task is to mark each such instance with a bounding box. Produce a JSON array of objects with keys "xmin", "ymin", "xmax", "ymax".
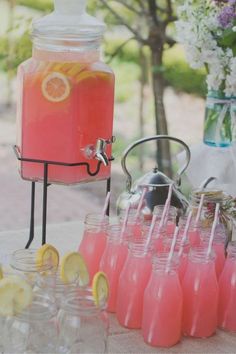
[{"xmin": 121, "ymin": 135, "xmax": 191, "ymax": 192}]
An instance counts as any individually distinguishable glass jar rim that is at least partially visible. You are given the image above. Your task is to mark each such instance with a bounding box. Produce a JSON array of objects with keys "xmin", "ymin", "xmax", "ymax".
[
  {"xmin": 15, "ymin": 293, "xmax": 57, "ymax": 321},
  {"xmin": 10, "ymin": 249, "xmax": 53, "ymax": 273},
  {"xmin": 60, "ymin": 289, "xmax": 101, "ymax": 315}
]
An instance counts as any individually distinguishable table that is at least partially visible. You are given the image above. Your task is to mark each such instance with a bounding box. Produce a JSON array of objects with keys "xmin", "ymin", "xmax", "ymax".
[{"xmin": 0, "ymin": 222, "xmax": 236, "ymax": 354}]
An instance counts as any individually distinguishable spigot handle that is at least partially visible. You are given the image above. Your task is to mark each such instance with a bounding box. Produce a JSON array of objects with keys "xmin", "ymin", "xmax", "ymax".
[{"xmin": 121, "ymin": 135, "xmax": 191, "ymax": 192}]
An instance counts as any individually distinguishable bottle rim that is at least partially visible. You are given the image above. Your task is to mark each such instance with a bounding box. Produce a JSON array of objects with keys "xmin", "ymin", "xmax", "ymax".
[{"xmin": 60, "ymin": 288, "xmax": 101, "ymax": 314}]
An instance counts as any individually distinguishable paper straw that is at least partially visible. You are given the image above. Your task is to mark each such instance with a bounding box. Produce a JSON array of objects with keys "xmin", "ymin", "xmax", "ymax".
[
  {"xmin": 178, "ymin": 211, "xmax": 193, "ymax": 258},
  {"xmin": 207, "ymin": 203, "xmax": 220, "ymax": 257},
  {"xmin": 145, "ymin": 212, "xmax": 158, "ymax": 250},
  {"xmin": 135, "ymin": 187, "xmax": 147, "ymax": 220},
  {"xmin": 102, "ymin": 191, "xmax": 111, "ymax": 218},
  {"xmin": 120, "ymin": 203, "xmax": 131, "ymax": 241},
  {"xmin": 194, "ymin": 193, "xmax": 205, "ymax": 229},
  {"xmin": 160, "ymin": 183, "xmax": 174, "ymax": 229},
  {"xmin": 166, "ymin": 226, "xmax": 179, "ymax": 273}
]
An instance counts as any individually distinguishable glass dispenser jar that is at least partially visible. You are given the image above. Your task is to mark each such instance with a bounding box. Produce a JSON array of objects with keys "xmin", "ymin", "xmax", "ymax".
[{"xmin": 16, "ymin": 0, "xmax": 115, "ymax": 184}]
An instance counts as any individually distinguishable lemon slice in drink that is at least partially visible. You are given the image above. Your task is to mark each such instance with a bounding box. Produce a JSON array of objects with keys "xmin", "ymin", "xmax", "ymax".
[
  {"xmin": 0, "ymin": 275, "xmax": 33, "ymax": 316},
  {"xmin": 92, "ymin": 271, "xmax": 109, "ymax": 307},
  {"xmin": 60, "ymin": 252, "xmax": 89, "ymax": 286},
  {"xmin": 36, "ymin": 244, "xmax": 59, "ymax": 270},
  {"xmin": 42, "ymin": 72, "xmax": 71, "ymax": 102}
]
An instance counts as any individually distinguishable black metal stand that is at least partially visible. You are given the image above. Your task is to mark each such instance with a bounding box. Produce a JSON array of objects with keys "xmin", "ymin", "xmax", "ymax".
[{"xmin": 14, "ymin": 146, "xmax": 113, "ymax": 248}]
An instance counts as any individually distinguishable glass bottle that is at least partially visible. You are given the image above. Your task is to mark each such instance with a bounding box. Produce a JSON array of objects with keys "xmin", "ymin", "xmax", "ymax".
[
  {"xmin": 79, "ymin": 213, "xmax": 108, "ymax": 281},
  {"xmin": 116, "ymin": 239, "xmax": 152, "ymax": 329},
  {"xmin": 162, "ymin": 236, "xmax": 190, "ymax": 282},
  {"xmin": 182, "ymin": 247, "xmax": 219, "ymax": 338},
  {"xmin": 57, "ymin": 288, "xmax": 108, "ymax": 354},
  {"xmin": 218, "ymin": 241, "xmax": 236, "ymax": 332},
  {"xmin": 153, "ymin": 205, "xmax": 178, "ymax": 237},
  {"xmin": 201, "ymin": 225, "xmax": 227, "ymax": 278},
  {"xmin": 178, "ymin": 215, "xmax": 202, "ymax": 248},
  {"xmin": 16, "ymin": 0, "xmax": 115, "ymax": 184},
  {"xmin": 3, "ymin": 293, "xmax": 57, "ymax": 353},
  {"xmin": 10, "ymin": 249, "xmax": 53, "ymax": 285},
  {"xmin": 99, "ymin": 225, "xmax": 128, "ymax": 313},
  {"xmin": 142, "ymin": 254, "xmax": 182, "ymax": 347}
]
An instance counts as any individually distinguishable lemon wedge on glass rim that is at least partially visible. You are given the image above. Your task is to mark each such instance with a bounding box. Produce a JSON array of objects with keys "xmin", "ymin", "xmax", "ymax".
[
  {"xmin": 35, "ymin": 244, "xmax": 59, "ymax": 271},
  {"xmin": 60, "ymin": 252, "xmax": 89, "ymax": 286},
  {"xmin": 0, "ymin": 275, "xmax": 33, "ymax": 316},
  {"xmin": 92, "ymin": 271, "xmax": 109, "ymax": 308}
]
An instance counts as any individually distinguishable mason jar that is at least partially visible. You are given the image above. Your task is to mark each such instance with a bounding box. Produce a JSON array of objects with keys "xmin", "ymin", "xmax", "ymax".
[
  {"xmin": 57, "ymin": 288, "xmax": 108, "ymax": 353},
  {"xmin": 3, "ymin": 293, "xmax": 57, "ymax": 353}
]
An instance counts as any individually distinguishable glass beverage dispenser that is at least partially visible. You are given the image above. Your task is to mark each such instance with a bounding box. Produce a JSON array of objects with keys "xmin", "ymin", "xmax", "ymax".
[{"xmin": 16, "ymin": 0, "xmax": 115, "ymax": 184}]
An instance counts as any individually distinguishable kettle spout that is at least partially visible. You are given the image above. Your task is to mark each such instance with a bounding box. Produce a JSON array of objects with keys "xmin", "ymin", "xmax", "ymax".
[{"xmin": 95, "ymin": 151, "xmax": 109, "ymax": 166}]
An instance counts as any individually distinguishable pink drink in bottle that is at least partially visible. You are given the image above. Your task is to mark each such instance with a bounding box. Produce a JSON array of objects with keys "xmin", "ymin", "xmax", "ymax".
[
  {"xmin": 201, "ymin": 226, "xmax": 226, "ymax": 278},
  {"xmin": 99, "ymin": 225, "xmax": 128, "ymax": 313},
  {"xmin": 182, "ymin": 247, "xmax": 219, "ymax": 338},
  {"xmin": 218, "ymin": 241, "xmax": 236, "ymax": 332},
  {"xmin": 119, "ymin": 209, "xmax": 143, "ymax": 239},
  {"xmin": 79, "ymin": 214, "xmax": 108, "ymax": 281},
  {"xmin": 142, "ymin": 254, "xmax": 182, "ymax": 347},
  {"xmin": 116, "ymin": 239, "xmax": 152, "ymax": 328}
]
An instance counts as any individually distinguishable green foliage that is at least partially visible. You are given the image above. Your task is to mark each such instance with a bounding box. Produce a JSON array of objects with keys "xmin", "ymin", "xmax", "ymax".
[
  {"xmin": 111, "ymin": 60, "xmax": 140, "ymax": 103},
  {"xmin": 163, "ymin": 46, "xmax": 207, "ymax": 97},
  {"xmin": 16, "ymin": 0, "xmax": 53, "ymax": 12}
]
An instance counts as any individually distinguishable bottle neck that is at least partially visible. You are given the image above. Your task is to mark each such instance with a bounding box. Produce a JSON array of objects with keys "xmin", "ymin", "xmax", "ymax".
[
  {"xmin": 84, "ymin": 213, "xmax": 109, "ymax": 232},
  {"xmin": 201, "ymin": 226, "xmax": 227, "ymax": 245},
  {"xmin": 106, "ymin": 225, "xmax": 122, "ymax": 244},
  {"xmin": 33, "ymin": 45, "xmax": 100, "ymax": 62},
  {"xmin": 128, "ymin": 239, "xmax": 150, "ymax": 257},
  {"xmin": 152, "ymin": 253, "xmax": 179, "ymax": 274},
  {"xmin": 189, "ymin": 247, "xmax": 215, "ymax": 264}
]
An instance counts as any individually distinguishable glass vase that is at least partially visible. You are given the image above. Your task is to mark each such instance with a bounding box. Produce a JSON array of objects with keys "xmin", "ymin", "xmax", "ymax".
[{"xmin": 203, "ymin": 91, "xmax": 236, "ymax": 147}]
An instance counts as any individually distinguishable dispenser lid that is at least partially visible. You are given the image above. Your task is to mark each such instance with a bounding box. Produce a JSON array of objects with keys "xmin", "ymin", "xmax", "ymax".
[{"xmin": 32, "ymin": 0, "xmax": 106, "ymax": 40}]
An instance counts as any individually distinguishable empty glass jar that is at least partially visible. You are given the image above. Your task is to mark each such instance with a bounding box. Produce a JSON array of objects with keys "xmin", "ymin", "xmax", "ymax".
[{"xmin": 57, "ymin": 289, "xmax": 108, "ymax": 354}]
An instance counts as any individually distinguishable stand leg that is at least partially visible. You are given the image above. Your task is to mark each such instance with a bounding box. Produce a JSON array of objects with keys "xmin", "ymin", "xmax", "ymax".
[
  {"xmin": 106, "ymin": 178, "xmax": 111, "ymax": 216},
  {"xmin": 25, "ymin": 182, "xmax": 36, "ymax": 249},
  {"xmin": 42, "ymin": 163, "xmax": 49, "ymax": 245}
]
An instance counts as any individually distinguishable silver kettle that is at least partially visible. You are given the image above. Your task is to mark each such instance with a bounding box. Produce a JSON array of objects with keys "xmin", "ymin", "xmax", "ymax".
[{"xmin": 116, "ymin": 135, "xmax": 191, "ymax": 218}]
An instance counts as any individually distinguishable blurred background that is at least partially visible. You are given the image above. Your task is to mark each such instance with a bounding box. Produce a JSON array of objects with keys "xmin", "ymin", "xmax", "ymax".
[{"xmin": 0, "ymin": 0, "xmax": 206, "ymax": 232}]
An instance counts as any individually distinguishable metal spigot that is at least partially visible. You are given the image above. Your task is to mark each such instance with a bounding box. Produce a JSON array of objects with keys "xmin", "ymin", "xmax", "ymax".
[{"xmin": 95, "ymin": 138, "xmax": 109, "ymax": 166}]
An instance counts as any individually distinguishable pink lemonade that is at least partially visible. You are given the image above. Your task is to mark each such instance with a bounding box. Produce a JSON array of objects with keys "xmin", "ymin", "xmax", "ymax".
[
  {"xmin": 17, "ymin": 50, "xmax": 115, "ymax": 184},
  {"xmin": 218, "ymin": 242, "xmax": 236, "ymax": 332},
  {"xmin": 99, "ymin": 226, "xmax": 128, "ymax": 313},
  {"xmin": 116, "ymin": 241, "xmax": 152, "ymax": 329},
  {"xmin": 182, "ymin": 249, "xmax": 219, "ymax": 338},
  {"xmin": 142, "ymin": 255, "xmax": 183, "ymax": 347},
  {"xmin": 79, "ymin": 214, "xmax": 108, "ymax": 282},
  {"xmin": 188, "ymin": 229, "xmax": 201, "ymax": 247},
  {"xmin": 79, "ymin": 229, "xmax": 106, "ymax": 281}
]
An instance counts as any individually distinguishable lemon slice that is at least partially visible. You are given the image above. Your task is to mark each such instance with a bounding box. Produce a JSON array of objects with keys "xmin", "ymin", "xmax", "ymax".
[
  {"xmin": 60, "ymin": 252, "xmax": 89, "ymax": 285},
  {"xmin": 0, "ymin": 275, "xmax": 33, "ymax": 316},
  {"xmin": 92, "ymin": 271, "xmax": 109, "ymax": 307},
  {"xmin": 42, "ymin": 72, "xmax": 71, "ymax": 102},
  {"xmin": 36, "ymin": 244, "xmax": 59, "ymax": 270}
]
